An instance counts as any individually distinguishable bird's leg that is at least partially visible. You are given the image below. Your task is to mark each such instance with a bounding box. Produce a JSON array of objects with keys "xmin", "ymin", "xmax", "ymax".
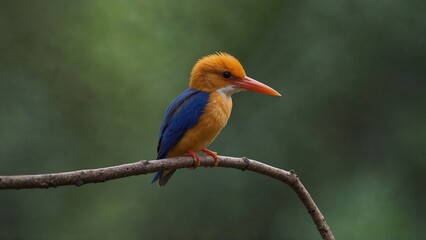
[
  {"xmin": 186, "ymin": 150, "xmax": 201, "ymax": 168},
  {"xmin": 202, "ymin": 148, "xmax": 219, "ymax": 167}
]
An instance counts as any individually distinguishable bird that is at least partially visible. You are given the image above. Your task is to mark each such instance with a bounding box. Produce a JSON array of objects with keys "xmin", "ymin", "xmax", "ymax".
[{"xmin": 151, "ymin": 52, "xmax": 280, "ymax": 186}]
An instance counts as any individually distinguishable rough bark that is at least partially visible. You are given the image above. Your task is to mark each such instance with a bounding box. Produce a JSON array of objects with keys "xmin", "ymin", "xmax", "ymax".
[{"xmin": 0, "ymin": 155, "xmax": 335, "ymax": 240}]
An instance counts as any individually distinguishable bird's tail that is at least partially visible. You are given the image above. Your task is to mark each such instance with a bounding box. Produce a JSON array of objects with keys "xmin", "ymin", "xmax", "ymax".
[{"xmin": 151, "ymin": 169, "xmax": 176, "ymax": 186}]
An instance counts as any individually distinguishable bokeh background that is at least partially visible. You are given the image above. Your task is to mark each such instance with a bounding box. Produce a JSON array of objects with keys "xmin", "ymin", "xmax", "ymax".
[{"xmin": 1, "ymin": 1, "xmax": 425, "ymax": 239}]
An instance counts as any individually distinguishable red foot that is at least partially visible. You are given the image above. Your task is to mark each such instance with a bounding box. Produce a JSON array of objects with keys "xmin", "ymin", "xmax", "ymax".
[
  {"xmin": 202, "ymin": 148, "xmax": 219, "ymax": 167},
  {"xmin": 187, "ymin": 150, "xmax": 201, "ymax": 168}
]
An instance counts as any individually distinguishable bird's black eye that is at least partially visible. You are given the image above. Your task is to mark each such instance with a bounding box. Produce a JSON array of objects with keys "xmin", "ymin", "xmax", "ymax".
[{"xmin": 222, "ymin": 71, "xmax": 232, "ymax": 79}]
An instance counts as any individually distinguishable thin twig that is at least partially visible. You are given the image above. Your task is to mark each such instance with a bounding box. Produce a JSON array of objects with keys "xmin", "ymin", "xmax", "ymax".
[{"xmin": 0, "ymin": 155, "xmax": 335, "ymax": 240}]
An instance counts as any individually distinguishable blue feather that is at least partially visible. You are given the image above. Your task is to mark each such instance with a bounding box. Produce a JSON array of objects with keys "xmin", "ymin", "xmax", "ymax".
[
  {"xmin": 156, "ymin": 88, "xmax": 210, "ymax": 159},
  {"xmin": 151, "ymin": 171, "xmax": 162, "ymax": 184},
  {"xmin": 151, "ymin": 88, "xmax": 210, "ymax": 185}
]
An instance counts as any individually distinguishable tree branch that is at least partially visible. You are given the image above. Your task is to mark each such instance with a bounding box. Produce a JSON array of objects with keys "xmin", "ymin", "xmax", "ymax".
[{"xmin": 0, "ymin": 155, "xmax": 335, "ymax": 240}]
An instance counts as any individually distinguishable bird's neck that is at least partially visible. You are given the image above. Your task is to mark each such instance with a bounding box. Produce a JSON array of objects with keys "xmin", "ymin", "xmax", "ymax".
[
  {"xmin": 215, "ymin": 85, "xmax": 242, "ymax": 97},
  {"xmin": 208, "ymin": 91, "xmax": 233, "ymax": 120}
]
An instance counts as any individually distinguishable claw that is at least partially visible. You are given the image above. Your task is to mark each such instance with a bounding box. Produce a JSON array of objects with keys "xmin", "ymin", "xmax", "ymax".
[
  {"xmin": 187, "ymin": 150, "xmax": 201, "ymax": 168},
  {"xmin": 202, "ymin": 148, "xmax": 219, "ymax": 167}
]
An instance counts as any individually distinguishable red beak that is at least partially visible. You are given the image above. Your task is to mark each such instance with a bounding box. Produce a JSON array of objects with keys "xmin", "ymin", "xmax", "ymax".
[{"xmin": 233, "ymin": 76, "xmax": 281, "ymax": 96}]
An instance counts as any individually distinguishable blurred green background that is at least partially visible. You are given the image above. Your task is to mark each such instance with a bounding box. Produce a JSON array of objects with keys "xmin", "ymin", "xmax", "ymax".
[{"xmin": 1, "ymin": 0, "xmax": 425, "ymax": 239}]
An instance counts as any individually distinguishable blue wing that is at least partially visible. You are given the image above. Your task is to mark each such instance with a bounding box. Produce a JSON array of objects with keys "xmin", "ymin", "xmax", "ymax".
[
  {"xmin": 151, "ymin": 88, "xmax": 210, "ymax": 185},
  {"xmin": 156, "ymin": 88, "xmax": 210, "ymax": 159}
]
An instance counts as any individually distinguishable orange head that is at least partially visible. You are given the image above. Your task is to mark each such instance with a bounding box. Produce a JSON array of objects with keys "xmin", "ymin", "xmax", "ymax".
[{"xmin": 189, "ymin": 52, "xmax": 281, "ymax": 96}]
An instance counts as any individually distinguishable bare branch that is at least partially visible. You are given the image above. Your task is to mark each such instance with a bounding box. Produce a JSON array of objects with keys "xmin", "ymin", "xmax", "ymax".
[{"xmin": 0, "ymin": 155, "xmax": 335, "ymax": 240}]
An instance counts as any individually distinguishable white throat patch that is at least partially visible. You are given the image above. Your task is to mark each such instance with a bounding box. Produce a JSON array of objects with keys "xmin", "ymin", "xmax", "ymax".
[{"xmin": 216, "ymin": 85, "xmax": 242, "ymax": 97}]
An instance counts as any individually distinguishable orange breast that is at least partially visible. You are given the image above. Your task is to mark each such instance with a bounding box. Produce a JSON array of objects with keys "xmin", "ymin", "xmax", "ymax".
[{"xmin": 168, "ymin": 92, "xmax": 232, "ymax": 157}]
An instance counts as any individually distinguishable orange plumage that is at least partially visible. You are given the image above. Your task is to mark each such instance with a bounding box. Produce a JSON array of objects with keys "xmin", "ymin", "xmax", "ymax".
[
  {"xmin": 189, "ymin": 52, "xmax": 246, "ymax": 92},
  {"xmin": 151, "ymin": 52, "xmax": 280, "ymax": 186}
]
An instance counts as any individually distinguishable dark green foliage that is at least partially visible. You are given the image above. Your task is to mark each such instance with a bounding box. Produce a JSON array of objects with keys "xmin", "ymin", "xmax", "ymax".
[{"xmin": 0, "ymin": 0, "xmax": 425, "ymax": 239}]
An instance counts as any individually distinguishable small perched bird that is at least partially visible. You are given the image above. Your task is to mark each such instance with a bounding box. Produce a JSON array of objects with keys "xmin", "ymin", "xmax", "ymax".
[{"xmin": 151, "ymin": 52, "xmax": 280, "ymax": 186}]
